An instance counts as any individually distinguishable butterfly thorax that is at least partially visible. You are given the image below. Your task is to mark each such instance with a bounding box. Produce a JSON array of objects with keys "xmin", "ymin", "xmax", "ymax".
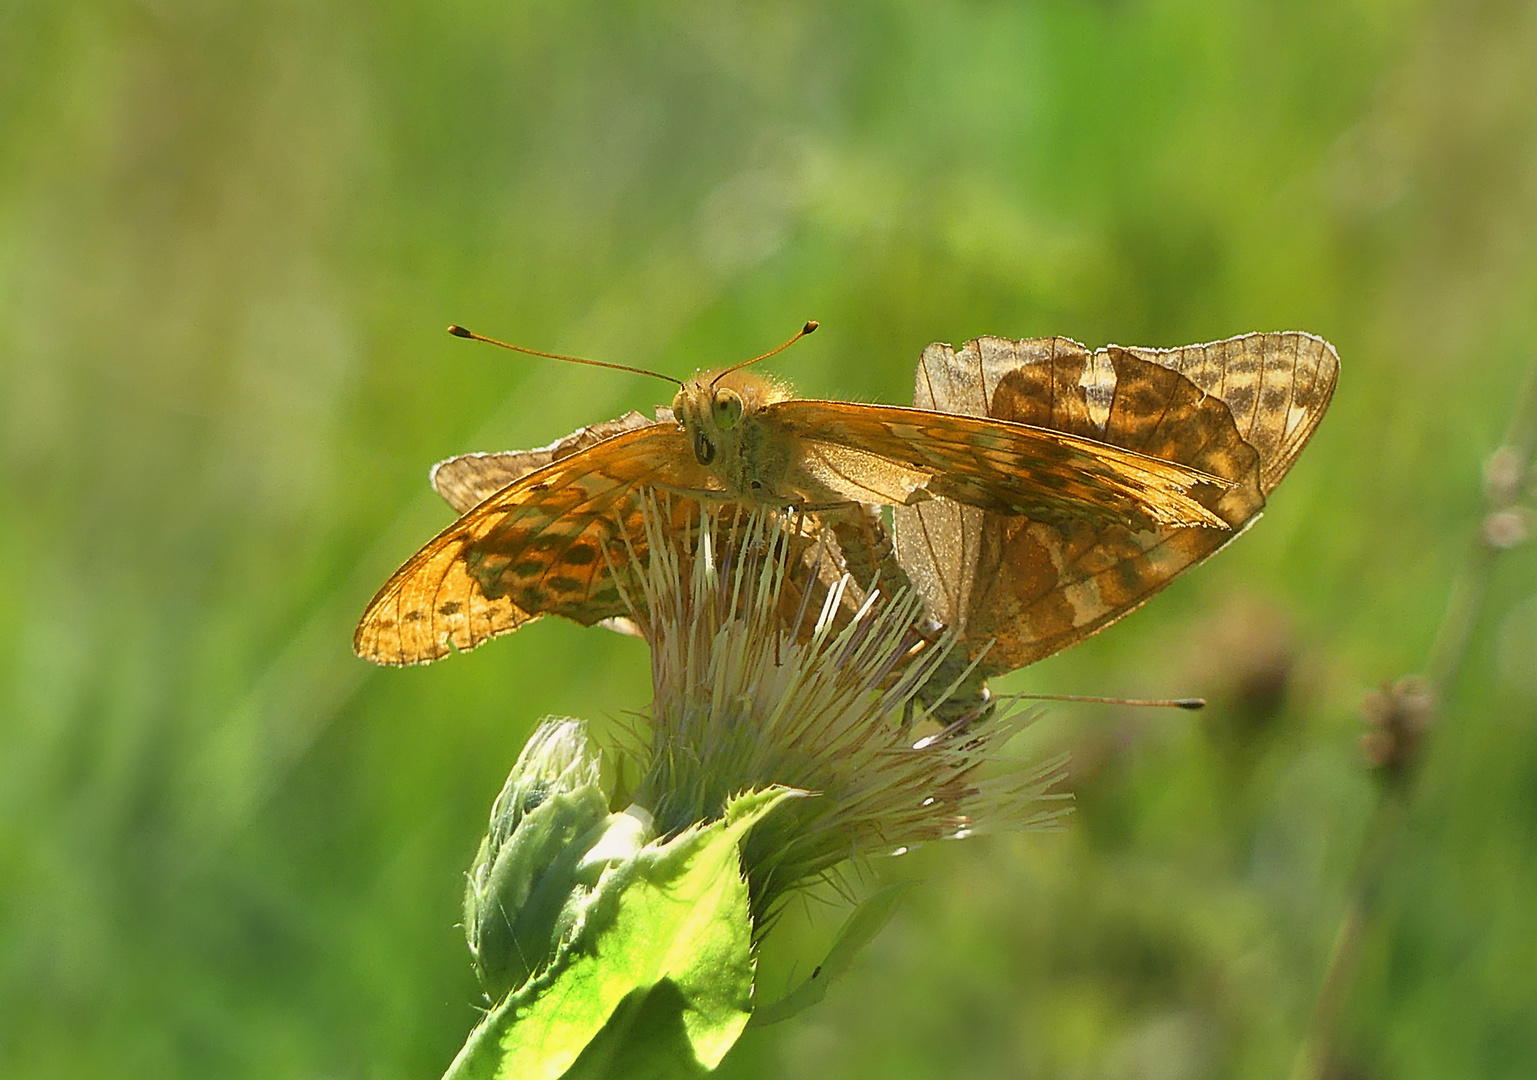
[{"xmin": 671, "ymin": 370, "xmax": 797, "ymax": 503}]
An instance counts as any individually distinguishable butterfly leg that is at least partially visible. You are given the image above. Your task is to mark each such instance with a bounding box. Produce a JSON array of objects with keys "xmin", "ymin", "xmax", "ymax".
[
  {"xmin": 794, "ymin": 503, "xmax": 999, "ymax": 732},
  {"xmin": 911, "ymin": 648, "xmax": 996, "ymax": 732},
  {"xmin": 814, "ymin": 505, "xmax": 991, "ymax": 729},
  {"xmin": 812, "ymin": 503, "xmax": 913, "ymax": 598}
]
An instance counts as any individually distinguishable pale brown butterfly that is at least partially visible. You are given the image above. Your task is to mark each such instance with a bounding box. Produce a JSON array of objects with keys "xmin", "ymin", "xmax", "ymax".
[
  {"xmin": 352, "ymin": 323, "xmax": 1239, "ymax": 666},
  {"xmin": 891, "ymin": 331, "xmax": 1338, "ymax": 723}
]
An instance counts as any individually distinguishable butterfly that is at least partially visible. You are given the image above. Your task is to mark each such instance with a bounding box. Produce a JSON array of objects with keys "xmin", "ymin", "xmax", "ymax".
[
  {"xmin": 352, "ymin": 324, "xmax": 1241, "ymax": 666},
  {"xmin": 891, "ymin": 331, "xmax": 1338, "ymax": 722},
  {"xmin": 422, "ymin": 408, "xmax": 860, "ymax": 644}
]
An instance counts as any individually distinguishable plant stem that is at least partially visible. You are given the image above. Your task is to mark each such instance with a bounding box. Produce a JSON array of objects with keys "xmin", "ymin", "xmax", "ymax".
[{"xmin": 1291, "ymin": 350, "xmax": 1537, "ymax": 1080}]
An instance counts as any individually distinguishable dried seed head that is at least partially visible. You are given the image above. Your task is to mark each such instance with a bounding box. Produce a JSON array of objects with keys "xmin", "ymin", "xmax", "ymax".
[{"xmin": 1360, "ymin": 676, "xmax": 1435, "ymax": 780}]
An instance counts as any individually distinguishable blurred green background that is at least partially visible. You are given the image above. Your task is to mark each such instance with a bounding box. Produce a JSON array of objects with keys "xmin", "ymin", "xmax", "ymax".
[{"xmin": 4, "ymin": 1, "xmax": 1536, "ymax": 1077}]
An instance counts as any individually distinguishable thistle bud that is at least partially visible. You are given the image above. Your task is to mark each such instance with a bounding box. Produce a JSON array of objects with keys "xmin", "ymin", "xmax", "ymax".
[{"xmin": 463, "ymin": 718, "xmax": 610, "ymax": 1001}]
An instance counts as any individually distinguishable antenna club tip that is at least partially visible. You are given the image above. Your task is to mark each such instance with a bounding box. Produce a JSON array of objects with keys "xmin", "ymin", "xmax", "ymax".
[
  {"xmin": 1176, "ymin": 698, "xmax": 1207, "ymax": 710},
  {"xmin": 802, "ymin": 320, "xmax": 819, "ymax": 334},
  {"xmin": 447, "ymin": 324, "xmax": 472, "ymax": 338}
]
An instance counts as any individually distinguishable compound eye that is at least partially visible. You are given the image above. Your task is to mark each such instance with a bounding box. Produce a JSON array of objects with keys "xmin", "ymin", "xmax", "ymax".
[
  {"xmin": 712, "ymin": 389, "xmax": 744, "ymax": 430},
  {"xmin": 693, "ymin": 429, "xmax": 717, "ymax": 465}
]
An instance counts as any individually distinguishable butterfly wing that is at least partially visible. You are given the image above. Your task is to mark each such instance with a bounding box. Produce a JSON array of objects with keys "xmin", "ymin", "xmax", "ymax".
[
  {"xmin": 893, "ymin": 332, "xmax": 1337, "ymax": 677},
  {"xmin": 431, "ymin": 411, "xmax": 658, "ymax": 514},
  {"xmin": 354, "ymin": 424, "xmax": 718, "ymax": 664},
  {"xmin": 1116, "ymin": 335, "xmax": 1337, "ymax": 491},
  {"xmin": 763, "ymin": 399, "xmax": 1231, "ymax": 530}
]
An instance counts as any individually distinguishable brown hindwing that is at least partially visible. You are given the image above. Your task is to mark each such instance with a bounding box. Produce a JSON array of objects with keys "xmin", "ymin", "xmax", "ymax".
[{"xmin": 894, "ymin": 332, "xmax": 1337, "ymax": 678}]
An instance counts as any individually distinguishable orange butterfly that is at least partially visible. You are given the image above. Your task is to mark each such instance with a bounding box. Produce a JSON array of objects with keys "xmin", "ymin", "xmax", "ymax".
[{"xmin": 353, "ymin": 324, "xmax": 1241, "ymax": 666}]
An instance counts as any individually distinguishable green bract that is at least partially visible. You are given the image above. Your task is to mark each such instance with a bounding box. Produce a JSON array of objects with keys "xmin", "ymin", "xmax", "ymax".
[
  {"xmin": 444, "ymin": 786, "xmax": 803, "ymax": 1080},
  {"xmin": 463, "ymin": 719, "xmax": 612, "ymax": 1001}
]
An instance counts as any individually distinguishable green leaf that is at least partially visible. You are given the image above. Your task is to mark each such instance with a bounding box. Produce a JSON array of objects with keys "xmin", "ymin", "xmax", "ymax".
[
  {"xmin": 443, "ymin": 787, "xmax": 803, "ymax": 1080},
  {"xmin": 748, "ymin": 881, "xmax": 912, "ymax": 1028}
]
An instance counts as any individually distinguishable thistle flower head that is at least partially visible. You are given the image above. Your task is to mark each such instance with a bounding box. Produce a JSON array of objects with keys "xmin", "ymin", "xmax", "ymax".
[
  {"xmin": 620, "ymin": 496, "xmax": 1067, "ymax": 924},
  {"xmin": 450, "ymin": 499, "xmax": 1070, "ymax": 1075}
]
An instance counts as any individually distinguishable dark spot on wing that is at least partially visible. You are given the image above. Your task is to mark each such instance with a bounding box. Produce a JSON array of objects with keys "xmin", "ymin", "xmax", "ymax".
[{"xmin": 562, "ymin": 545, "xmax": 598, "ymax": 566}]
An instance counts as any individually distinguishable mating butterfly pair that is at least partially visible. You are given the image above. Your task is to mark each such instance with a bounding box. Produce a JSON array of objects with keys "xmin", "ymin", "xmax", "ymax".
[{"xmin": 354, "ymin": 330, "xmax": 1337, "ymax": 718}]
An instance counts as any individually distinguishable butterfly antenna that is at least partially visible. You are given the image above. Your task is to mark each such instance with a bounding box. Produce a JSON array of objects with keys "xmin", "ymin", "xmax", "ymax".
[
  {"xmin": 1007, "ymin": 693, "xmax": 1206, "ymax": 710},
  {"xmin": 447, "ymin": 325, "xmax": 684, "ymax": 387},
  {"xmin": 711, "ymin": 320, "xmax": 818, "ymax": 387}
]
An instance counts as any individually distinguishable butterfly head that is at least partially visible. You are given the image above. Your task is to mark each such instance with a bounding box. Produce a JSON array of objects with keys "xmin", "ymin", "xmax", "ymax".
[{"xmin": 672, "ymin": 370, "xmax": 789, "ymax": 468}]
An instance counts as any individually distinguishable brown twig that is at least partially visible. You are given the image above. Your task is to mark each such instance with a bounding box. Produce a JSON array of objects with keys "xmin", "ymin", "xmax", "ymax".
[{"xmin": 1291, "ymin": 350, "xmax": 1537, "ymax": 1080}]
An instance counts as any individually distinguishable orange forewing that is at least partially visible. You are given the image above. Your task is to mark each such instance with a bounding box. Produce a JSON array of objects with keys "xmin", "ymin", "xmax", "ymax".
[
  {"xmin": 354, "ymin": 425, "xmax": 716, "ymax": 664},
  {"xmin": 764, "ymin": 400, "xmax": 1229, "ymax": 530},
  {"xmin": 430, "ymin": 411, "xmax": 657, "ymax": 514}
]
